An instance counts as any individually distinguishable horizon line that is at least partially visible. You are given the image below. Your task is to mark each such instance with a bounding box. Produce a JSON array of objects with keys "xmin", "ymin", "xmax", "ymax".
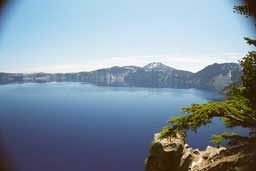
[{"xmin": 0, "ymin": 61, "xmax": 240, "ymax": 74}]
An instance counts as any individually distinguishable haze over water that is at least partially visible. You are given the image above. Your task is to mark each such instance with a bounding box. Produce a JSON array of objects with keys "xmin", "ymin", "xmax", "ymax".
[{"xmin": 0, "ymin": 83, "xmax": 245, "ymax": 171}]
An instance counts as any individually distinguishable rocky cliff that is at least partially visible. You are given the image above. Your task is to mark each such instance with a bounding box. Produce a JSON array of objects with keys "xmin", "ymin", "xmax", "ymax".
[
  {"xmin": 145, "ymin": 133, "xmax": 240, "ymax": 171},
  {"xmin": 0, "ymin": 62, "xmax": 242, "ymax": 90}
]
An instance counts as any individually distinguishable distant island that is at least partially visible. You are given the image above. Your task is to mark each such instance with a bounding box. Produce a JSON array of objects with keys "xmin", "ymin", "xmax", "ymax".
[{"xmin": 0, "ymin": 62, "xmax": 241, "ymax": 91}]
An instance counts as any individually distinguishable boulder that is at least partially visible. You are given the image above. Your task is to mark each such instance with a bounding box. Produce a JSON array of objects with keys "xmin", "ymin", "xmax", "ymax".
[{"xmin": 145, "ymin": 133, "xmax": 192, "ymax": 171}]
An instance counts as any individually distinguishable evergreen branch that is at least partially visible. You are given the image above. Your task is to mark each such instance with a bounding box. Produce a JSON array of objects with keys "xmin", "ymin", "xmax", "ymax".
[{"xmin": 244, "ymin": 37, "xmax": 256, "ymax": 46}]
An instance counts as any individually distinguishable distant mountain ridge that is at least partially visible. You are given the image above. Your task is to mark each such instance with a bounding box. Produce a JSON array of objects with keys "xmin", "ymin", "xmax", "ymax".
[{"xmin": 0, "ymin": 62, "xmax": 242, "ymax": 90}]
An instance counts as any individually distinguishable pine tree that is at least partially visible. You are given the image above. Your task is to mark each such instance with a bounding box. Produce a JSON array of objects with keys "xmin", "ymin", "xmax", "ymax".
[{"xmin": 160, "ymin": 2, "xmax": 256, "ymax": 170}]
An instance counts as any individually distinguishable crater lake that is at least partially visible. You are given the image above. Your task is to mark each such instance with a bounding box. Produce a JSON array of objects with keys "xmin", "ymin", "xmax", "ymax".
[{"xmin": 0, "ymin": 83, "xmax": 246, "ymax": 171}]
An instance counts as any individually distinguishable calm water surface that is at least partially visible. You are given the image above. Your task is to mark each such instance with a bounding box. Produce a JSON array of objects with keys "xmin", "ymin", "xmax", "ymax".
[{"xmin": 0, "ymin": 83, "xmax": 243, "ymax": 171}]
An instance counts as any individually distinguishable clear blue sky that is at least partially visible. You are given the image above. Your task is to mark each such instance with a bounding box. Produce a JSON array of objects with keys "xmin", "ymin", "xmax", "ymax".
[{"xmin": 0, "ymin": 0, "xmax": 255, "ymax": 73}]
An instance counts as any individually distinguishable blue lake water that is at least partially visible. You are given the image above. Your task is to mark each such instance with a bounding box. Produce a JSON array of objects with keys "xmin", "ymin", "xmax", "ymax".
[{"xmin": 0, "ymin": 83, "xmax": 246, "ymax": 171}]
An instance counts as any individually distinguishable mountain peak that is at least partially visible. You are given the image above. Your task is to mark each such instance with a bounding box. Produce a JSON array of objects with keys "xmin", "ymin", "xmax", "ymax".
[
  {"xmin": 144, "ymin": 62, "xmax": 164, "ymax": 68},
  {"xmin": 143, "ymin": 62, "xmax": 174, "ymax": 71}
]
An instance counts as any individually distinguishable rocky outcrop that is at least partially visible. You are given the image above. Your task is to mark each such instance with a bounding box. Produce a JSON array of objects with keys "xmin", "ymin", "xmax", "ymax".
[
  {"xmin": 145, "ymin": 133, "xmax": 239, "ymax": 171},
  {"xmin": 145, "ymin": 133, "xmax": 190, "ymax": 171}
]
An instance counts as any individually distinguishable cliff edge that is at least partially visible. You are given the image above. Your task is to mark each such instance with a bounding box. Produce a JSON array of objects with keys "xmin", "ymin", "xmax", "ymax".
[{"xmin": 145, "ymin": 133, "xmax": 240, "ymax": 171}]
